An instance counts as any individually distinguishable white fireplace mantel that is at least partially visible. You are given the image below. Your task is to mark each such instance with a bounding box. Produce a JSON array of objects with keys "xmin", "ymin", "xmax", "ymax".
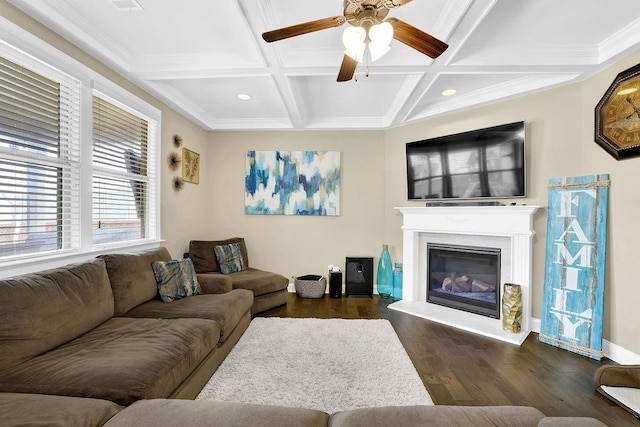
[{"xmin": 389, "ymin": 205, "xmax": 540, "ymax": 345}]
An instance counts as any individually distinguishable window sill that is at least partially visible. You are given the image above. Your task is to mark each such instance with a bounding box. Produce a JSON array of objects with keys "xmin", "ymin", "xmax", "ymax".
[{"xmin": 0, "ymin": 239, "xmax": 164, "ymax": 280}]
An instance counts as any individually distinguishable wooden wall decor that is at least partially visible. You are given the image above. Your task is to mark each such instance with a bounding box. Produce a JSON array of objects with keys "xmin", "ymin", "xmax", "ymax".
[{"xmin": 539, "ymin": 174, "xmax": 610, "ymax": 360}]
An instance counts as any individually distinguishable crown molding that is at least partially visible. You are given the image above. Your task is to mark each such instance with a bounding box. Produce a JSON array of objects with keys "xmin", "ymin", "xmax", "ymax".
[{"xmin": 407, "ymin": 72, "xmax": 581, "ymax": 121}]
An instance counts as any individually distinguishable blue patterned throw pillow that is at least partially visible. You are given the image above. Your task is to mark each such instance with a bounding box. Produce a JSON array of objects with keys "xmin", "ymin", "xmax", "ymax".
[
  {"xmin": 213, "ymin": 243, "xmax": 247, "ymax": 274},
  {"xmin": 152, "ymin": 258, "xmax": 203, "ymax": 303}
]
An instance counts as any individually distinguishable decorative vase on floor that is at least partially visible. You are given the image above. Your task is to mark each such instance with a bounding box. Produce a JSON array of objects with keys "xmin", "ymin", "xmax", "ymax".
[
  {"xmin": 502, "ymin": 283, "xmax": 522, "ymax": 333},
  {"xmin": 377, "ymin": 244, "xmax": 393, "ymax": 299},
  {"xmin": 392, "ymin": 262, "xmax": 403, "ymax": 301}
]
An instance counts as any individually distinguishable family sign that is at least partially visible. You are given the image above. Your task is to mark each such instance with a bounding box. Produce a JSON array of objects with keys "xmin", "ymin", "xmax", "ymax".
[{"xmin": 539, "ymin": 174, "xmax": 609, "ymax": 360}]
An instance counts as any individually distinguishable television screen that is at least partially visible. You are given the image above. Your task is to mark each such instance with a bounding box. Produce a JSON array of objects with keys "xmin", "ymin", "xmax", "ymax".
[{"xmin": 406, "ymin": 121, "xmax": 526, "ymax": 201}]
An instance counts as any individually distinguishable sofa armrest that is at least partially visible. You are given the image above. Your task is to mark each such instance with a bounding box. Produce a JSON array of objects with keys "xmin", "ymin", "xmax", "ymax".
[
  {"xmin": 594, "ymin": 364, "xmax": 640, "ymax": 388},
  {"xmin": 197, "ymin": 272, "xmax": 233, "ymax": 294}
]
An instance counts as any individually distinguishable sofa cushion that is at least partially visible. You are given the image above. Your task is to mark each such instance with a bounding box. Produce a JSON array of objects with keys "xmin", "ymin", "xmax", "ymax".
[
  {"xmin": 189, "ymin": 238, "xmax": 249, "ymax": 273},
  {"xmin": 152, "ymin": 258, "xmax": 202, "ymax": 303},
  {"xmin": 329, "ymin": 405, "xmax": 546, "ymax": 427},
  {"xmin": 229, "ymin": 267, "xmax": 290, "ymax": 297},
  {"xmin": 0, "ymin": 259, "xmax": 114, "ymax": 370},
  {"xmin": 122, "ymin": 289, "xmax": 253, "ymax": 343},
  {"xmin": 104, "ymin": 399, "xmax": 329, "ymax": 427},
  {"xmin": 0, "ymin": 392, "xmax": 123, "ymax": 427},
  {"xmin": 99, "ymin": 247, "xmax": 172, "ymax": 316},
  {"xmin": 214, "ymin": 242, "xmax": 247, "ymax": 274},
  {"xmin": 0, "ymin": 317, "xmax": 220, "ymax": 406}
]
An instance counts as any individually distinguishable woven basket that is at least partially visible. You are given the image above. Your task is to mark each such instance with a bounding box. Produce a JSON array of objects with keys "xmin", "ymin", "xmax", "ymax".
[{"xmin": 293, "ymin": 275, "xmax": 327, "ymax": 298}]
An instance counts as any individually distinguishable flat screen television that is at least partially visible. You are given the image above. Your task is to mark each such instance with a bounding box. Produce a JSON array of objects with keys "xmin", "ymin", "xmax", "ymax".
[{"xmin": 406, "ymin": 121, "xmax": 526, "ymax": 201}]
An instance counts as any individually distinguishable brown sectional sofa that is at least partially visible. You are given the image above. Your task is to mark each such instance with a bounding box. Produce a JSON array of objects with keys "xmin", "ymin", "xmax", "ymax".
[
  {"xmin": 0, "ymin": 247, "xmax": 609, "ymax": 426},
  {"xmin": 0, "ymin": 247, "xmax": 253, "ymax": 406},
  {"xmin": 0, "ymin": 393, "xmax": 608, "ymax": 426},
  {"xmin": 188, "ymin": 237, "xmax": 289, "ymax": 314}
]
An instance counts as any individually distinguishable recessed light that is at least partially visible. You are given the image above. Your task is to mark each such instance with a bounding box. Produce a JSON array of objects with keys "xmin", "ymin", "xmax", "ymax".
[
  {"xmin": 441, "ymin": 89, "xmax": 457, "ymax": 97},
  {"xmin": 237, "ymin": 93, "xmax": 252, "ymax": 101},
  {"xmin": 110, "ymin": 0, "xmax": 143, "ymax": 11},
  {"xmin": 617, "ymin": 88, "xmax": 637, "ymax": 96}
]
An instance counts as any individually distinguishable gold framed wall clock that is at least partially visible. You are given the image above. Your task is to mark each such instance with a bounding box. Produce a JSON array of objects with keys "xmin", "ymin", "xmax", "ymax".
[{"xmin": 595, "ymin": 63, "xmax": 640, "ymax": 160}]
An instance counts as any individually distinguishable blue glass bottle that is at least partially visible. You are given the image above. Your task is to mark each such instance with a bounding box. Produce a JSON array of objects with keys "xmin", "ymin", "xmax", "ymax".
[
  {"xmin": 393, "ymin": 262, "xmax": 403, "ymax": 301},
  {"xmin": 377, "ymin": 244, "xmax": 393, "ymax": 299}
]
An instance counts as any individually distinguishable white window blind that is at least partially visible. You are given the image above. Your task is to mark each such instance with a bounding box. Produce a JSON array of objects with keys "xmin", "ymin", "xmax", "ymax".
[
  {"xmin": 92, "ymin": 95, "xmax": 156, "ymax": 245},
  {"xmin": 0, "ymin": 54, "xmax": 80, "ymax": 260}
]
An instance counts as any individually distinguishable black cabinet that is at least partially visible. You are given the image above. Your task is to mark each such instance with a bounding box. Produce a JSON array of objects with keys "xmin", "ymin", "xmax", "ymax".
[{"xmin": 345, "ymin": 257, "xmax": 373, "ymax": 297}]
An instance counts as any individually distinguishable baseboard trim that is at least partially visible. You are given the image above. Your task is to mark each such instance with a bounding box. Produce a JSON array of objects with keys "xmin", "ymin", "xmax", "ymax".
[{"xmin": 530, "ymin": 317, "xmax": 640, "ymax": 364}]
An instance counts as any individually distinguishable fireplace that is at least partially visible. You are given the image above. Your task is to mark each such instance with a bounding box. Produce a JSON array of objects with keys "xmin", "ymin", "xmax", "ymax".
[
  {"xmin": 391, "ymin": 205, "xmax": 539, "ymax": 345},
  {"xmin": 427, "ymin": 243, "xmax": 500, "ymax": 319}
]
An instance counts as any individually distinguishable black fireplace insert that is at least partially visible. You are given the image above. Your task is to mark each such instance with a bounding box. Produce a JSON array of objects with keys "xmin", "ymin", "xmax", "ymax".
[{"xmin": 427, "ymin": 243, "xmax": 501, "ymax": 318}]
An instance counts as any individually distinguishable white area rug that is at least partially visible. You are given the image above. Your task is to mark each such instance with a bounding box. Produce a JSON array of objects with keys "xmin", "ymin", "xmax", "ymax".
[
  {"xmin": 197, "ymin": 317, "xmax": 433, "ymax": 413},
  {"xmin": 600, "ymin": 386, "xmax": 640, "ymax": 418}
]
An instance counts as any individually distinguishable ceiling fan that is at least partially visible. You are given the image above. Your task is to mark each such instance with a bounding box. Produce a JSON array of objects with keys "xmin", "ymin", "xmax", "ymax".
[{"xmin": 262, "ymin": 0, "xmax": 448, "ymax": 82}]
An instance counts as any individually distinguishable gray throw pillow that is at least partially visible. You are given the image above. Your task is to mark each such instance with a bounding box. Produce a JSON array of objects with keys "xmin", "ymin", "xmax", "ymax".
[
  {"xmin": 213, "ymin": 243, "xmax": 247, "ymax": 274},
  {"xmin": 151, "ymin": 258, "xmax": 202, "ymax": 303}
]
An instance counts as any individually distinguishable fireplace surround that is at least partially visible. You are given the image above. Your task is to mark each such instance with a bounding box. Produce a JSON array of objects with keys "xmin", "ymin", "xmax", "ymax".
[{"xmin": 390, "ymin": 205, "xmax": 539, "ymax": 345}]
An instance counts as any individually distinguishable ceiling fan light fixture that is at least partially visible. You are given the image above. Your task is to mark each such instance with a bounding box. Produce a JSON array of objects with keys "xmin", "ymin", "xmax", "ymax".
[
  {"xmin": 369, "ymin": 22, "xmax": 394, "ymax": 46},
  {"xmin": 368, "ymin": 22, "xmax": 393, "ymax": 62},
  {"xmin": 261, "ymin": 1, "xmax": 448, "ymax": 82},
  {"xmin": 343, "ymin": 26, "xmax": 366, "ymax": 62}
]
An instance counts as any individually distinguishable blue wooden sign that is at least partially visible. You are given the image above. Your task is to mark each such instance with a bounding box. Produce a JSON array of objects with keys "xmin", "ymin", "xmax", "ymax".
[{"xmin": 539, "ymin": 174, "xmax": 610, "ymax": 360}]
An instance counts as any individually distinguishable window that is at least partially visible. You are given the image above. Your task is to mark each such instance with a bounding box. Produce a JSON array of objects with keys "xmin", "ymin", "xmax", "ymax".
[
  {"xmin": 92, "ymin": 95, "xmax": 157, "ymax": 246},
  {"xmin": 0, "ymin": 34, "xmax": 159, "ymax": 267},
  {"xmin": 0, "ymin": 52, "xmax": 80, "ymax": 259}
]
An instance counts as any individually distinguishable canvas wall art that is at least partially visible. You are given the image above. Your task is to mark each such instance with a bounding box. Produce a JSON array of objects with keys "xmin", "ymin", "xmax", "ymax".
[
  {"xmin": 245, "ymin": 151, "xmax": 340, "ymax": 216},
  {"xmin": 182, "ymin": 148, "xmax": 200, "ymax": 184}
]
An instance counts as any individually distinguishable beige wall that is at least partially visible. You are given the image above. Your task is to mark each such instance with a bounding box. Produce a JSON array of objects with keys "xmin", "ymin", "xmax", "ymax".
[
  {"xmin": 205, "ymin": 131, "xmax": 386, "ymax": 278},
  {"xmin": 159, "ymin": 110, "xmax": 211, "ymax": 258}
]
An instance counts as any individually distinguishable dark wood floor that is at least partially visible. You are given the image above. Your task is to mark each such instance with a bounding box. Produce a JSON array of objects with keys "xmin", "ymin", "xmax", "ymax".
[{"xmin": 258, "ymin": 293, "xmax": 639, "ymax": 426}]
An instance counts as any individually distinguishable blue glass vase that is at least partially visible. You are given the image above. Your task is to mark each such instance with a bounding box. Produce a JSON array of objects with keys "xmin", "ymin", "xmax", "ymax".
[
  {"xmin": 393, "ymin": 262, "xmax": 403, "ymax": 301},
  {"xmin": 377, "ymin": 244, "xmax": 393, "ymax": 299}
]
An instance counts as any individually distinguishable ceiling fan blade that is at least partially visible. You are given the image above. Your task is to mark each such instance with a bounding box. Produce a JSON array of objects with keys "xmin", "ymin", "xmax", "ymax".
[
  {"xmin": 387, "ymin": 17, "xmax": 448, "ymax": 58},
  {"xmin": 262, "ymin": 16, "xmax": 346, "ymax": 42},
  {"xmin": 337, "ymin": 54, "xmax": 358, "ymax": 82}
]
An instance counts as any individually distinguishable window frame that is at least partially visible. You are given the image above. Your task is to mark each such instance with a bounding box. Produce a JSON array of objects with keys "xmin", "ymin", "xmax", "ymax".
[
  {"xmin": 0, "ymin": 16, "xmax": 161, "ymax": 278},
  {"xmin": 91, "ymin": 90, "xmax": 158, "ymax": 249}
]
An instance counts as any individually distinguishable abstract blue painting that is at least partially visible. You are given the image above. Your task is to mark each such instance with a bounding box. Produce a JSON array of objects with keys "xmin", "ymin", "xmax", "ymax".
[{"xmin": 245, "ymin": 151, "xmax": 341, "ymax": 216}]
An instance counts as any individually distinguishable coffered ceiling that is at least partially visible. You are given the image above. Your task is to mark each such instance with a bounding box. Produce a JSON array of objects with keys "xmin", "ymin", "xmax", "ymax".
[{"xmin": 8, "ymin": 0, "xmax": 640, "ymax": 130}]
